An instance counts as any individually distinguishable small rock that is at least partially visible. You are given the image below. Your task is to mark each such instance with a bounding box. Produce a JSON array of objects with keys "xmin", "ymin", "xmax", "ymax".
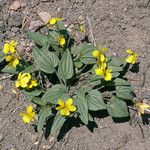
[
  {"xmin": 131, "ymin": 21, "xmax": 136, "ymax": 27},
  {"xmin": 29, "ymin": 20, "xmax": 43, "ymax": 32},
  {"xmin": 9, "ymin": 1, "xmax": 21, "ymax": 11},
  {"xmin": 120, "ymin": 23, "xmax": 126, "ymax": 30},
  {"xmin": 8, "ymin": 12, "xmax": 23, "ymax": 27},
  {"xmin": 11, "ymin": 27, "xmax": 20, "ymax": 33},
  {"xmin": 42, "ymin": 145, "xmax": 51, "ymax": 150},
  {"xmin": 0, "ymin": 133, "xmax": 4, "ymax": 142},
  {"xmin": 37, "ymin": 10, "xmax": 51, "ymax": 24},
  {"xmin": 10, "ymin": 148, "xmax": 16, "ymax": 150}
]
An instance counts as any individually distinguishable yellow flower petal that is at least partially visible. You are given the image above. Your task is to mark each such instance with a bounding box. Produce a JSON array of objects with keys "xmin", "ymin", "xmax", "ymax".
[
  {"xmin": 68, "ymin": 105, "xmax": 76, "ymax": 112},
  {"xmin": 59, "ymin": 36, "xmax": 65, "ymax": 47},
  {"xmin": 5, "ymin": 55, "xmax": 12, "ymax": 62},
  {"xmin": 9, "ymin": 46, "xmax": 15, "ymax": 53},
  {"xmin": 66, "ymin": 98, "xmax": 73, "ymax": 108},
  {"xmin": 92, "ymin": 50, "xmax": 99, "ymax": 58},
  {"xmin": 99, "ymin": 54, "xmax": 105, "ymax": 63},
  {"xmin": 126, "ymin": 49, "xmax": 134, "ymax": 54},
  {"xmin": 27, "ymin": 105, "xmax": 33, "ymax": 113},
  {"xmin": 135, "ymin": 102, "xmax": 150, "ymax": 115},
  {"xmin": 125, "ymin": 55, "xmax": 135, "ymax": 64},
  {"xmin": 10, "ymin": 40, "xmax": 17, "ymax": 46},
  {"xmin": 15, "ymin": 81, "xmax": 20, "ymax": 88},
  {"xmin": 60, "ymin": 108, "xmax": 70, "ymax": 116},
  {"xmin": 49, "ymin": 18, "xmax": 57, "ymax": 25},
  {"xmin": 95, "ymin": 68, "xmax": 104, "ymax": 76},
  {"xmin": 12, "ymin": 58, "xmax": 19, "ymax": 67},
  {"xmin": 3, "ymin": 43, "xmax": 10, "ymax": 54},
  {"xmin": 22, "ymin": 115, "xmax": 31, "ymax": 124},
  {"xmin": 56, "ymin": 106, "xmax": 63, "ymax": 111},
  {"xmin": 20, "ymin": 77, "xmax": 30, "ymax": 87},
  {"xmin": 57, "ymin": 99, "xmax": 65, "ymax": 108},
  {"xmin": 104, "ymin": 72, "xmax": 112, "ymax": 81}
]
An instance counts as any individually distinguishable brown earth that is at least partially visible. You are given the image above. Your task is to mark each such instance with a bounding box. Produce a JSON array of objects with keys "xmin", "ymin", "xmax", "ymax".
[{"xmin": 0, "ymin": 0, "xmax": 150, "ymax": 150}]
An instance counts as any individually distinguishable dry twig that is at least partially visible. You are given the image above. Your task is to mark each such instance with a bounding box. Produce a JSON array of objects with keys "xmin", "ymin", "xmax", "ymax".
[{"xmin": 86, "ymin": 16, "xmax": 96, "ymax": 46}]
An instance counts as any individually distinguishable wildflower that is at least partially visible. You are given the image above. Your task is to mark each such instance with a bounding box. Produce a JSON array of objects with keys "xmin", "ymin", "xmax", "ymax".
[
  {"xmin": 92, "ymin": 47, "xmax": 108, "ymax": 64},
  {"xmin": 5, "ymin": 54, "xmax": 19, "ymax": 67},
  {"xmin": 15, "ymin": 73, "xmax": 32, "ymax": 88},
  {"xmin": 27, "ymin": 80, "xmax": 38, "ymax": 89},
  {"xmin": 134, "ymin": 102, "xmax": 150, "ymax": 115},
  {"xmin": 95, "ymin": 65, "xmax": 112, "ymax": 81},
  {"xmin": 58, "ymin": 36, "xmax": 65, "ymax": 47},
  {"xmin": 49, "ymin": 17, "xmax": 63, "ymax": 25},
  {"xmin": 56, "ymin": 98, "xmax": 76, "ymax": 116},
  {"xmin": 79, "ymin": 25, "xmax": 85, "ymax": 32},
  {"xmin": 3, "ymin": 40, "xmax": 17, "ymax": 54},
  {"xmin": 125, "ymin": 49, "xmax": 137, "ymax": 64},
  {"xmin": 20, "ymin": 105, "xmax": 36, "ymax": 124}
]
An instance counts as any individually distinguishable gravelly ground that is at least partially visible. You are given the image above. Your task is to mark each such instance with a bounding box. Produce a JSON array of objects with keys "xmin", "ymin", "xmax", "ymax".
[{"xmin": 0, "ymin": 0, "xmax": 150, "ymax": 150}]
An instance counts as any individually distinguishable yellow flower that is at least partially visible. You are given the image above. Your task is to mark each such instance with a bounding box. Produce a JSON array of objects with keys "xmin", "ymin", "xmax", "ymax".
[
  {"xmin": 20, "ymin": 105, "xmax": 36, "ymax": 124},
  {"xmin": 79, "ymin": 25, "xmax": 85, "ymax": 32},
  {"xmin": 58, "ymin": 36, "xmax": 65, "ymax": 47},
  {"xmin": 134, "ymin": 102, "xmax": 150, "ymax": 115},
  {"xmin": 49, "ymin": 17, "xmax": 63, "ymax": 25},
  {"xmin": 56, "ymin": 98, "xmax": 77, "ymax": 116},
  {"xmin": 92, "ymin": 47, "xmax": 108, "ymax": 66},
  {"xmin": 15, "ymin": 73, "xmax": 32, "ymax": 88},
  {"xmin": 3, "ymin": 40, "xmax": 17, "ymax": 54},
  {"xmin": 125, "ymin": 49, "xmax": 137, "ymax": 64},
  {"xmin": 95, "ymin": 65, "xmax": 112, "ymax": 81},
  {"xmin": 5, "ymin": 55, "xmax": 19, "ymax": 67},
  {"xmin": 27, "ymin": 80, "xmax": 38, "ymax": 89}
]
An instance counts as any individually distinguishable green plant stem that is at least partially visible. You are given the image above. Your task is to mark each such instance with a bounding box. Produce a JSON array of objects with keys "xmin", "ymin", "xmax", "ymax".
[{"xmin": 76, "ymin": 64, "xmax": 88, "ymax": 76}]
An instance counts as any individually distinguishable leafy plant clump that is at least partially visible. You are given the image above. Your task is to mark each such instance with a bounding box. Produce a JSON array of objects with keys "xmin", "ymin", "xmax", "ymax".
[{"xmin": 0, "ymin": 17, "xmax": 147, "ymax": 138}]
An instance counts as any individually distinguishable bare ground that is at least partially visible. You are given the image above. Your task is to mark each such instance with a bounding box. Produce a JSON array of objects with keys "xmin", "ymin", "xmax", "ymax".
[{"xmin": 0, "ymin": 0, "xmax": 150, "ymax": 150}]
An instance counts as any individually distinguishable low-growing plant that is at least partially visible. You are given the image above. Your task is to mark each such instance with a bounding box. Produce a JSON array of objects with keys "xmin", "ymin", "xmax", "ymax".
[{"xmin": 0, "ymin": 17, "xmax": 149, "ymax": 139}]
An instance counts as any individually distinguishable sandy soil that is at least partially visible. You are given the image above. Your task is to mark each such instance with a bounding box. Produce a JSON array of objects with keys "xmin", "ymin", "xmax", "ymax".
[{"xmin": 0, "ymin": 0, "xmax": 150, "ymax": 150}]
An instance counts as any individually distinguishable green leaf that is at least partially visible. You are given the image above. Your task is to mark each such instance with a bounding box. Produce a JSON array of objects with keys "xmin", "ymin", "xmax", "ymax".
[
  {"xmin": 23, "ymin": 88, "xmax": 42, "ymax": 97},
  {"xmin": 108, "ymin": 66, "xmax": 123, "ymax": 72},
  {"xmin": 107, "ymin": 96, "xmax": 129, "ymax": 118},
  {"xmin": 87, "ymin": 90, "xmax": 106, "ymax": 111},
  {"xmin": 88, "ymin": 113, "xmax": 94, "ymax": 122},
  {"xmin": 32, "ymin": 97, "xmax": 46, "ymax": 106},
  {"xmin": 107, "ymin": 57, "xmax": 123, "ymax": 67},
  {"xmin": 42, "ymin": 84, "xmax": 69, "ymax": 104},
  {"xmin": 116, "ymin": 86, "xmax": 133, "ymax": 100},
  {"xmin": 114, "ymin": 78, "xmax": 131, "ymax": 86},
  {"xmin": 58, "ymin": 49, "xmax": 74, "ymax": 79},
  {"xmin": 0, "ymin": 52, "xmax": 5, "ymax": 63},
  {"xmin": 48, "ymin": 30, "xmax": 63, "ymax": 53},
  {"xmin": 32, "ymin": 46, "xmax": 59, "ymax": 73},
  {"xmin": 38, "ymin": 108, "xmax": 52, "ymax": 132},
  {"xmin": 72, "ymin": 44, "xmax": 97, "ymax": 64},
  {"xmin": 76, "ymin": 89, "xmax": 89, "ymax": 125},
  {"xmin": 50, "ymin": 112, "xmax": 66, "ymax": 135},
  {"xmin": 22, "ymin": 65, "xmax": 39, "ymax": 73},
  {"xmin": 89, "ymin": 74, "xmax": 102, "ymax": 86},
  {"xmin": 28, "ymin": 32, "xmax": 48, "ymax": 46}
]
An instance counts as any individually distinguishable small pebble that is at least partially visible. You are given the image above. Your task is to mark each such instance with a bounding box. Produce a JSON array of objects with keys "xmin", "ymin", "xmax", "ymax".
[
  {"xmin": 0, "ymin": 133, "xmax": 4, "ymax": 142},
  {"xmin": 120, "ymin": 23, "xmax": 126, "ymax": 30},
  {"xmin": 131, "ymin": 21, "xmax": 136, "ymax": 27},
  {"xmin": 42, "ymin": 145, "xmax": 51, "ymax": 150}
]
